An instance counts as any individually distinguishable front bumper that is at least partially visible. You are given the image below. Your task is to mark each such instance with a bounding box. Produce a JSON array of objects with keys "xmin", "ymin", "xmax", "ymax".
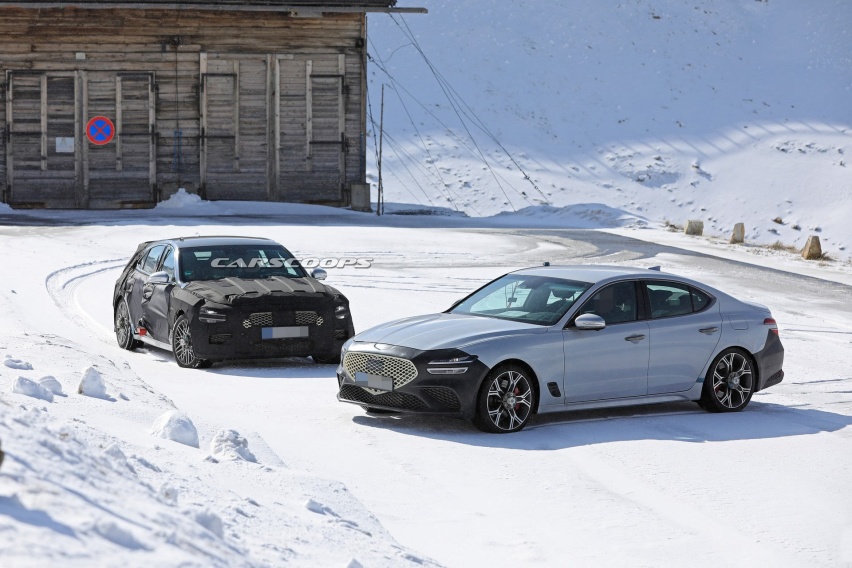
[
  {"xmin": 336, "ymin": 343, "xmax": 490, "ymax": 419},
  {"xmin": 190, "ymin": 300, "xmax": 354, "ymax": 361}
]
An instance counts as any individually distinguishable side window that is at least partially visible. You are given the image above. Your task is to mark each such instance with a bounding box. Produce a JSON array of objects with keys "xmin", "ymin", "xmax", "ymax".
[
  {"xmin": 160, "ymin": 247, "xmax": 175, "ymax": 280},
  {"xmin": 578, "ymin": 281, "xmax": 638, "ymax": 325},
  {"xmin": 690, "ymin": 287, "xmax": 712, "ymax": 313},
  {"xmin": 647, "ymin": 282, "xmax": 693, "ymax": 319},
  {"xmin": 141, "ymin": 245, "xmax": 165, "ymax": 274}
]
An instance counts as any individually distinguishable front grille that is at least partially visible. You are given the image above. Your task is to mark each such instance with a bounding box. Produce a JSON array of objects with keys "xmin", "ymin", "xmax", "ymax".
[
  {"xmin": 419, "ymin": 387, "xmax": 461, "ymax": 410},
  {"xmin": 342, "ymin": 352, "xmax": 418, "ymax": 389},
  {"xmin": 339, "ymin": 384, "xmax": 427, "ymax": 411},
  {"xmin": 209, "ymin": 333, "xmax": 232, "ymax": 345},
  {"xmin": 254, "ymin": 338, "xmax": 314, "ymax": 356},
  {"xmin": 334, "ymin": 329, "xmax": 347, "ymax": 340},
  {"xmin": 249, "ymin": 312, "xmax": 273, "ymax": 327},
  {"xmin": 295, "ymin": 311, "xmax": 318, "ymax": 325}
]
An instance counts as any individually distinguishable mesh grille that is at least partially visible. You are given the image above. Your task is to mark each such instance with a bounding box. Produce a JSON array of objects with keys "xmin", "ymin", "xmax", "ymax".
[
  {"xmin": 343, "ymin": 352, "xmax": 418, "ymax": 389},
  {"xmin": 419, "ymin": 387, "xmax": 461, "ymax": 410},
  {"xmin": 339, "ymin": 384, "xmax": 427, "ymax": 411},
  {"xmin": 253, "ymin": 339, "xmax": 314, "ymax": 356},
  {"xmin": 334, "ymin": 329, "xmax": 347, "ymax": 340},
  {"xmin": 249, "ymin": 312, "xmax": 273, "ymax": 327},
  {"xmin": 209, "ymin": 333, "xmax": 232, "ymax": 345},
  {"xmin": 295, "ymin": 311, "xmax": 318, "ymax": 325}
]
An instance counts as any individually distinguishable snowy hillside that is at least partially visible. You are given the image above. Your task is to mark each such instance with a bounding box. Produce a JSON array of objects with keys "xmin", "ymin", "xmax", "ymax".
[{"xmin": 368, "ymin": 0, "xmax": 851, "ymax": 258}]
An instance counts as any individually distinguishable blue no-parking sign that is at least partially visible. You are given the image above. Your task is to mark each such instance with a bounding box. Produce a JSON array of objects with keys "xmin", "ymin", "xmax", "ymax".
[{"xmin": 86, "ymin": 116, "xmax": 115, "ymax": 145}]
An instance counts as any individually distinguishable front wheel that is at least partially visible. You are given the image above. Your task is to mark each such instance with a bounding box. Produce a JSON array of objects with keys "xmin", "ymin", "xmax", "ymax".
[
  {"xmin": 473, "ymin": 364, "xmax": 535, "ymax": 433},
  {"xmin": 115, "ymin": 298, "xmax": 141, "ymax": 350},
  {"xmin": 699, "ymin": 348, "xmax": 755, "ymax": 412},
  {"xmin": 171, "ymin": 315, "xmax": 211, "ymax": 369}
]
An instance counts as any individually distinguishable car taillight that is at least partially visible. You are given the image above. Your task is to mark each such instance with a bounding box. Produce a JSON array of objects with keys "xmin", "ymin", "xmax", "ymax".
[{"xmin": 764, "ymin": 318, "xmax": 779, "ymax": 335}]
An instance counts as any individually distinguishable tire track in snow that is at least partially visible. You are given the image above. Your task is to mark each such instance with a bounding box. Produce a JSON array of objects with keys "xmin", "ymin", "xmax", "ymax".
[{"xmin": 45, "ymin": 258, "xmax": 126, "ymax": 345}]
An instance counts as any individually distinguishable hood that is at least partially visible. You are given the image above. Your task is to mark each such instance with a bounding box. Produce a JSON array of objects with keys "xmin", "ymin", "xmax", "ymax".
[
  {"xmin": 184, "ymin": 276, "xmax": 330, "ymax": 304},
  {"xmin": 354, "ymin": 313, "xmax": 546, "ymax": 351}
]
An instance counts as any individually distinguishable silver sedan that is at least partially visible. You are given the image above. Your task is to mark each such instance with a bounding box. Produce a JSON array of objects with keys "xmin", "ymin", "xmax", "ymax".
[{"xmin": 337, "ymin": 266, "xmax": 784, "ymax": 433}]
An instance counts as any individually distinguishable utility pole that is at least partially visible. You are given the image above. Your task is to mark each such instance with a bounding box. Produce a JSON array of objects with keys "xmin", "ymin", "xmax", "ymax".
[{"xmin": 377, "ymin": 84, "xmax": 385, "ymax": 216}]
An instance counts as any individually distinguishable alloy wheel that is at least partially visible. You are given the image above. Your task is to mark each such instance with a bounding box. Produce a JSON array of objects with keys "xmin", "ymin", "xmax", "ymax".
[
  {"xmin": 115, "ymin": 301, "xmax": 131, "ymax": 346},
  {"xmin": 173, "ymin": 318, "xmax": 194, "ymax": 366},
  {"xmin": 712, "ymin": 352, "xmax": 753, "ymax": 409},
  {"xmin": 485, "ymin": 369, "xmax": 533, "ymax": 431}
]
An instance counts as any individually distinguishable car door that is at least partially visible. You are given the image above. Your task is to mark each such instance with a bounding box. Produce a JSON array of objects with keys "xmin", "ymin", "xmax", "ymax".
[
  {"xmin": 127, "ymin": 244, "xmax": 165, "ymax": 332},
  {"xmin": 644, "ymin": 280, "xmax": 722, "ymax": 394},
  {"xmin": 562, "ymin": 280, "xmax": 649, "ymax": 402},
  {"xmin": 141, "ymin": 245, "xmax": 175, "ymax": 342}
]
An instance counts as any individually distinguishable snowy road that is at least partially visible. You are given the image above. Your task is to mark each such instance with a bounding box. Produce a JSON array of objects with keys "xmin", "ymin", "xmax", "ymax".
[{"xmin": 2, "ymin": 217, "xmax": 852, "ymax": 567}]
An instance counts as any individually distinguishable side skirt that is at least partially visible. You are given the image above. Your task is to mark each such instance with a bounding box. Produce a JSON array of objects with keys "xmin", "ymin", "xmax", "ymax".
[
  {"xmin": 539, "ymin": 386, "xmax": 703, "ymax": 414},
  {"xmin": 133, "ymin": 333, "xmax": 172, "ymax": 352}
]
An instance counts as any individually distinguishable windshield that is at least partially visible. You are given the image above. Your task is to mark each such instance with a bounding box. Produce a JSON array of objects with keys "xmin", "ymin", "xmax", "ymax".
[
  {"xmin": 178, "ymin": 244, "xmax": 307, "ymax": 282},
  {"xmin": 451, "ymin": 274, "xmax": 592, "ymax": 326}
]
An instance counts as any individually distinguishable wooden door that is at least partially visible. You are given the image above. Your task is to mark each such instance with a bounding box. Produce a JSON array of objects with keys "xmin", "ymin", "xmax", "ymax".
[
  {"xmin": 83, "ymin": 72, "xmax": 156, "ymax": 208},
  {"xmin": 5, "ymin": 72, "xmax": 77, "ymax": 207},
  {"xmin": 276, "ymin": 54, "xmax": 346, "ymax": 203},
  {"xmin": 200, "ymin": 55, "xmax": 269, "ymax": 201}
]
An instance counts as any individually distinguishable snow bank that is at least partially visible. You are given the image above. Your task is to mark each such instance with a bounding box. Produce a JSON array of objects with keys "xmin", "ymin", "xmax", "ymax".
[
  {"xmin": 11, "ymin": 376, "xmax": 53, "ymax": 402},
  {"xmin": 193, "ymin": 509, "xmax": 224, "ymax": 538},
  {"xmin": 4, "ymin": 355, "xmax": 33, "ymax": 370},
  {"xmin": 150, "ymin": 410, "xmax": 200, "ymax": 448},
  {"xmin": 38, "ymin": 375, "xmax": 64, "ymax": 396},
  {"xmin": 210, "ymin": 429, "xmax": 257, "ymax": 462},
  {"xmin": 77, "ymin": 366, "xmax": 108, "ymax": 399},
  {"xmin": 156, "ymin": 188, "xmax": 206, "ymax": 210}
]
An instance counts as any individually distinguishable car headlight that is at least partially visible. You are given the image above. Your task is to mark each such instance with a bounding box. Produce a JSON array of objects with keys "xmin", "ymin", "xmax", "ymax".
[
  {"xmin": 427, "ymin": 354, "xmax": 477, "ymax": 375},
  {"xmin": 199, "ymin": 305, "xmax": 228, "ymax": 323}
]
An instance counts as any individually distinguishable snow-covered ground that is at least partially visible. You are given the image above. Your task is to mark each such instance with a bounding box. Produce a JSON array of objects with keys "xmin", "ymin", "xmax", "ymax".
[
  {"xmin": 1, "ymin": 204, "xmax": 851, "ymax": 567},
  {"xmin": 1, "ymin": 1, "xmax": 851, "ymax": 565},
  {"xmin": 368, "ymin": 0, "xmax": 851, "ymax": 259}
]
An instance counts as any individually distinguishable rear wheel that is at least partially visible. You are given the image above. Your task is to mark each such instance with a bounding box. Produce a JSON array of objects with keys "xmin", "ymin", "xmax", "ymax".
[
  {"xmin": 699, "ymin": 348, "xmax": 755, "ymax": 412},
  {"xmin": 114, "ymin": 298, "xmax": 141, "ymax": 350},
  {"xmin": 172, "ymin": 315, "xmax": 211, "ymax": 369},
  {"xmin": 473, "ymin": 364, "xmax": 535, "ymax": 433}
]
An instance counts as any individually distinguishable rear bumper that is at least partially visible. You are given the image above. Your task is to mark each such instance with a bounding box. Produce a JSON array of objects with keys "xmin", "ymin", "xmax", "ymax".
[
  {"xmin": 336, "ymin": 343, "xmax": 490, "ymax": 419},
  {"xmin": 754, "ymin": 329, "xmax": 784, "ymax": 391}
]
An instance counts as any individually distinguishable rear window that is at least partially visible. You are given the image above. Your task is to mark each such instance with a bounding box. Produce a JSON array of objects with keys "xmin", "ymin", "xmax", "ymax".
[{"xmin": 646, "ymin": 281, "xmax": 714, "ymax": 318}]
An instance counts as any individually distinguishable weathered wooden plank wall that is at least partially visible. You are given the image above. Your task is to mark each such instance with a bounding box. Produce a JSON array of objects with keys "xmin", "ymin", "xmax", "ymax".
[{"xmin": 0, "ymin": 7, "xmax": 367, "ymax": 208}]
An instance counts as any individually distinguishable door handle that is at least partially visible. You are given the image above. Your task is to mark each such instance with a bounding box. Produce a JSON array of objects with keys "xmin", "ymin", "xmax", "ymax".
[
  {"xmin": 699, "ymin": 327, "xmax": 719, "ymax": 335},
  {"xmin": 624, "ymin": 334, "xmax": 646, "ymax": 343}
]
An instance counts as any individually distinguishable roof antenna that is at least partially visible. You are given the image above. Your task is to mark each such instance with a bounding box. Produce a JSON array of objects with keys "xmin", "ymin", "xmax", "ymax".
[
  {"xmin": 648, "ymin": 265, "xmax": 661, "ymax": 271},
  {"xmin": 543, "ymin": 262, "xmax": 551, "ymax": 267}
]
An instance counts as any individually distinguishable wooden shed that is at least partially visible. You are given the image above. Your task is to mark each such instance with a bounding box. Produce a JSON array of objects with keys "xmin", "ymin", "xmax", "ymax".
[{"xmin": 0, "ymin": 0, "xmax": 423, "ymax": 208}]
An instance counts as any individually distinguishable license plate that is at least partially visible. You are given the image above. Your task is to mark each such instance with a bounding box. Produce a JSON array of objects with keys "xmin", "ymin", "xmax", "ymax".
[
  {"xmin": 355, "ymin": 372, "xmax": 394, "ymax": 391},
  {"xmin": 261, "ymin": 326, "xmax": 309, "ymax": 339}
]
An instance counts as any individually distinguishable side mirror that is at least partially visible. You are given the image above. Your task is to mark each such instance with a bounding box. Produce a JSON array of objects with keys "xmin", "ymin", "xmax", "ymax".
[
  {"xmin": 574, "ymin": 313, "xmax": 606, "ymax": 330},
  {"xmin": 147, "ymin": 271, "xmax": 171, "ymax": 285},
  {"xmin": 311, "ymin": 268, "xmax": 328, "ymax": 281}
]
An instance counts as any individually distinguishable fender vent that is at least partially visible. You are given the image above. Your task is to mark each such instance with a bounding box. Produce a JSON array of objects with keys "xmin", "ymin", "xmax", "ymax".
[{"xmin": 547, "ymin": 382, "xmax": 561, "ymax": 397}]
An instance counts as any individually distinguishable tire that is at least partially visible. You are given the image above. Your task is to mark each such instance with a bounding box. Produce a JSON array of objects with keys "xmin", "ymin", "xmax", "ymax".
[
  {"xmin": 115, "ymin": 298, "xmax": 141, "ymax": 350},
  {"xmin": 313, "ymin": 353, "xmax": 341, "ymax": 365},
  {"xmin": 473, "ymin": 364, "xmax": 535, "ymax": 433},
  {"xmin": 699, "ymin": 348, "xmax": 755, "ymax": 413},
  {"xmin": 171, "ymin": 315, "xmax": 211, "ymax": 369}
]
